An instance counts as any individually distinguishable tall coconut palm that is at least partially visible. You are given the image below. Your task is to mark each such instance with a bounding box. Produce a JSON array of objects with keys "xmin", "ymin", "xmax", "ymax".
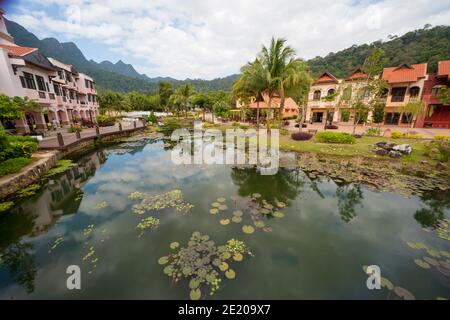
[
  {"xmin": 172, "ymin": 84, "xmax": 195, "ymax": 118},
  {"xmin": 258, "ymin": 37, "xmax": 309, "ymax": 127},
  {"xmin": 232, "ymin": 59, "xmax": 267, "ymax": 128}
]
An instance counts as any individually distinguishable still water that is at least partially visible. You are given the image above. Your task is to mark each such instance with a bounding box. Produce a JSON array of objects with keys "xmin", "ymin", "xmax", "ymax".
[{"xmin": 0, "ymin": 137, "xmax": 449, "ymax": 299}]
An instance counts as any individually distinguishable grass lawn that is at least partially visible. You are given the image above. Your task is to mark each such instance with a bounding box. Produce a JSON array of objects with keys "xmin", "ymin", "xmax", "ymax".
[{"xmin": 279, "ymin": 135, "xmax": 431, "ymax": 163}]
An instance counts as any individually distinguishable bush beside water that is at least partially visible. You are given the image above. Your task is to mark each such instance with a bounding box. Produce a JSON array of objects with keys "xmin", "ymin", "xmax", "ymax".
[{"xmin": 315, "ymin": 132, "xmax": 356, "ymax": 144}]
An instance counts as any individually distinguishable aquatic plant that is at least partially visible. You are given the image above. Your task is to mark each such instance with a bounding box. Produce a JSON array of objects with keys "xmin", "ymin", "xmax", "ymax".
[
  {"xmin": 95, "ymin": 201, "xmax": 108, "ymax": 209},
  {"xmin": 136, "ymin": 216, "xmax": 160, "ymax": 237},
  {"xmin": 48, "ymin": 236, "xmax": 64, "ymax": 254},
  {"xmin": 83, "ymin": 224, "xmax": 94, "ymax": 237},
  {"xmin": 158, "ymin": 232, "xmax": 252, "ymax": 300},
  {"xmin": 44, "ymin": 160, "xmax": 76, "ymax": 177},
  {"xmin": 0, "ymin": 201, "xmax": 14, "ymax": 212},
  {"xmin": 17, "ymin": 184, "xmax": 41, "ymax": 198},
  {"xmin": 131, "ymin": 189, "xmax": 193, "ymax": 215}
]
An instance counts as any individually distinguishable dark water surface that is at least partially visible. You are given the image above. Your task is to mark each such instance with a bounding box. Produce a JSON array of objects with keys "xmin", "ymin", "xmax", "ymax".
[{"xmin": 0, "ymin": 138, "xmax": 449, "ymax": 299}]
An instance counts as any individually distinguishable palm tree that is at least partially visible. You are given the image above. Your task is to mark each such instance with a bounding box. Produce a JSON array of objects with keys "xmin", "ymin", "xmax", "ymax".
[
  {"xmin": 258, "ymin": 37, "xmax": 309, "ymax": 127},
  {"xmin": 232, "ymin": 59, "xmax": 267, "ymax": 128},
  {"xmin": 172, "ymin": 84, "xmax": 195, "ymax": 118}
]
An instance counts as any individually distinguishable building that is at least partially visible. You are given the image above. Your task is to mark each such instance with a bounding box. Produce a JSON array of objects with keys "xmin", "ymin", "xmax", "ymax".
[
  {"xmin": 236, "ymin": 92, "xmax": 299, "ymax": 121},
  {"xmin": 416, "ymin": 60, "xmax": 450, "ymax": 128},
  {"xmin": 0, "ymin": 9, "xmax": 98, "ymax": 134},
  {"xmin": 381, "ymin": 63, "xmax": 427, "ymax": 126},
  {"xmin": 306, "ymin": 69, "xmax": 371, "ymax": 124}
]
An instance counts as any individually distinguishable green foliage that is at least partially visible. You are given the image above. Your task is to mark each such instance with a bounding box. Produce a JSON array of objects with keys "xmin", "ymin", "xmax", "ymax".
[
  {"xmin": 0, "ymin": 95, "xmax": 42, "ymax": 121},
  {"xmin": 372, "ymin": 103, "xmax": 385, "ymax": 123},
  {"xmin": 44, "ymin": 160, "xmax": 76, "ymax": 177},
  {"xmin": 158, "ymin": 81, "xmax": 174, "ymax": 109},
  {"xmin": 0, "ymin": 157, "xmax": 31, "ymax": 176},
  {"xmin": 0, "ymin": 128, "xmax": 38, "ymax": 162},
  {"xmin": 148, "ymin": 112, "xmax": 158, "ymax": 124},
  {"xmin": 96, "ymin": 115, "xmax": 116, "ymax": 127},
  {"xmin": 341, "ymin": 110, "xmax": 350, "ymax": 122},
  {"xmin": 391, "ymin": 131, "xmax": 403, "ymax": 139},
  {"xmin": 316, "ymin": 132, "xmax": 356, "ymax": 144},
  {"xmin": 0, "ymin": 201, "xmax": 14, "ymax": 212},
  {"xmin": 391, "ymin": 131, "xmax": 423, "ymax": 139},
  {"xmin": 424, "ymin": 139, "xmax": 450, "ymax": 162},
  {"xmin": 308, "ymin": 25, "xmax": 450, "ymax": 78},
  {"xmin": 213, "ymin": 100, "xmax": 230, "ymax": 118},
  {"xmin": 365, "ymin": 127, "xmax": 381, "ymax": 136},
  {"xmin": 437, "ymin": 85, "xmax": 450, "ymax": 104}
]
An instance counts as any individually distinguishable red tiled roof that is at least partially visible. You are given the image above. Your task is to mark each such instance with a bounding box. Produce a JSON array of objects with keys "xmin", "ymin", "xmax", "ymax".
[
  {"xmin": 315, "ymin": 72, "xmax": 339, "ymax": 84},
  {"xmin": 0, "ymin": 44, "xmax": 37, "ymax": 57},
  {"xmin": 345, "ymin": 68, "xmax": 368, "ymax": 81},
  {"xmin": 382, "ymin": 63, "xmax": 427, "ymax": 83},
  {"xmin": 437, "ymin": 60, "xmax": 450, "ymax": 77},
  {"xmin": 247, "ymin": 93, "xmax": 299, "ymax": 110}
]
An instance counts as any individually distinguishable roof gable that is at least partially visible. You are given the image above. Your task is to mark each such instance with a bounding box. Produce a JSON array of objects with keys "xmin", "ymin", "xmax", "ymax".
[
  {"xmin": 345, "ymin": 67, "xmax": 368, "ymax": 81},
  {"xmin": 315, "ymin": 72, "xmax": 339, "ymax": 84},
  {"xmin": 437, "ymin": 60, "xmax": 450, "ymax": 78},
  {"xmin": 382, "ymin": 63, "xmax": 427, "ymax": 83},
  {"xmin": 0, "ymin": 44, "xmax": 36, "ymax": 57}
]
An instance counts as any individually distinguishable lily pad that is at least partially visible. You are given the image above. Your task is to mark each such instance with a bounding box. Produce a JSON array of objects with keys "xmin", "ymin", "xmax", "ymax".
[
  {"xmin": 158, "ymin": 256, "xmax": 169, "ymax": 265},
  {"xmin": 242, "ymin": 225, "xmax": 255, "ymax": 234},
  {"xmin": 233, "ymin": 253, "xmax": 243, "ymax": 262},
  {"xmin": 423, "ymin": 256, "xmax": 439, "ymax": 266},
  {"xmin": 262, "ymin": 227, "xmax": 273, "ymax": 233},
  {"xmin": 276, "ymin": 201, "xmax": 286, "ymax": 208},
  {"xmin": 427, "ymin": 249, "xmax": 441, "ymax": 258},
  {"xmin": 273, "ymin": 211, "xmax": 285, "ymax": 218},
  {"xmin": 252, "ymin": 193, "xmax": 261, "ymax": 198},
  {"xmin": 163, "ymin": 265, "xmax": 174, "ymax": 275},
  {"xmin": 210, "ymin": 208, "xmax": 219, "ymax": 215},
  {"xmin": 414, "ymin": 259, "xmax": 430, "ymax": 269},
  {"xmin": 233, "ymin": 210, "xmax": 243, "ymax": 217},
  {"xmin": 218, "ymin": 204, "xmax": 228, "ymax": 211},
  {"xmin": 190, "ymin": 288, "xmax": 201, "ymax": 300},
  {"xmin": 220, "ymin": 219, "xmax": 230, "ymax": 226},
  {"xmin": 211, "ymin": 202, "xmax": 221, "ymax": 208},
  {"xmin": 170, "ymin": 242, "xmax": 180, "ymax": 249},
  {"xmin": 217, "ymin": 197, "xmax": 226, "ymax": 203},
  {"xmin": 390, "ymin": 286, "xmax": 415, "ymax": 300},
  {"xmin": 189, "ymin": 278, "xmax": 200, "ymax": 289},
  {"xmin": 381, "ymin": 277, "xmax": 394, "ymax": 290},
  {"xmin": 254, "ymin": 220, "xmax": 266, "ymax": 228},
  {"xmin": 260, "ymin": 208, "xmax": 270, "ymax": 215},
  {"xmin": 219, "ymin": 262, "xmax": 229, "ymax": 271},
  {"xmin": 225, "ymin": 269, "xmax": 236, "ymax": 279},
  {"xmin": 439, "ymin": 260, "xmax": 450, "ymax": 270},
  {"xmin": 231, "ymin": 216, "xmax": 242, "ymax": 223}
]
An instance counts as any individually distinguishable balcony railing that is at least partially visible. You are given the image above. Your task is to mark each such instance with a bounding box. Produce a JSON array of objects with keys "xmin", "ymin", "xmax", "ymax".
[
  {"xmin": 391, "ymin": 95, "xmax": 405, "ymax": 102},
  {"xmin": 49, "ymin": 93, "xmax": 55, "ymax": 100},
  {"xmin": 38, "ymin": 91, "xmax": 46, "ymax": 99}
]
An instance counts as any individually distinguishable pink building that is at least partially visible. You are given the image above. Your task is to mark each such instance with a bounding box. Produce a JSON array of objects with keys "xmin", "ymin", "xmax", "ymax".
[{"xmin": 0, "ymin": 9, "xmax": 98, "ymax": 134}]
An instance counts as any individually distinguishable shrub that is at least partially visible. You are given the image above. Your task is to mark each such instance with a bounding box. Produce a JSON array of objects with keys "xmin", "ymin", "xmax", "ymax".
[
  {"xmin": 291, "ymin": 132, "xmax": 313, "ymax": 141},
  {"xmin": 0, "ymin": 134, "xmax": 38, "ymax": 162},
  {"xmin": 425, "ymin": 139, "xmax": 450, "ymax": 162},
  {"xmin": 148, "ymin": 112, "xmax": 158, "ymax": 124},
  {"xmin": 239, "ymin": 124, "xmax": 249, "ymax": 130},
  {"xmin": 341, "ymin": 110, "xmax": 350, "ymax": 122},
  {"xmin": 202, "ymin": 122, "xmax": 220, "ymax": 129},
  {"xmin": 434, "ymin": 135, "xmax": 450, "ymax": 141},
  {"xmin": 325, "ymin": 124, "xmax": 338, "ymax": 129},
  {"xmin": 365, "ymin": 127, "xmax": 381, "ymax": 136},
  {"xmin": 316, "ymin": 132, "xmax": 356, "ymax": 144},
  {"xmin": 391, "ymin": 131, "xmax": 403, "ymax": 139},
  {"xmin": 96, "ymin": 115, "xmax": 116, "ymax": 127},
  {"xmin": 280, "ymin": 129, "xmax": 290, "ymax": 136},
  {"xmin": 402, "ymin": 132, "xmax": 423, "ymax": 139},
  {"xmin": 0, "ymin": 157, "xmax": 31, "ymax": 176}
]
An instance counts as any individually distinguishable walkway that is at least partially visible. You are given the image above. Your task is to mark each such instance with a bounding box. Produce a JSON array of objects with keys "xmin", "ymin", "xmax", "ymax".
[{"xmin": 39, "ymin": 120, "xmax": 145, "ymax": 149}]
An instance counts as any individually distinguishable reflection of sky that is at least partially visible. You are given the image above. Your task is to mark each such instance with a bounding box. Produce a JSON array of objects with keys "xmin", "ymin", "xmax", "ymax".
[{"xmin": 0, "ymin": 139, "xmax": 449, "ymax": 299}]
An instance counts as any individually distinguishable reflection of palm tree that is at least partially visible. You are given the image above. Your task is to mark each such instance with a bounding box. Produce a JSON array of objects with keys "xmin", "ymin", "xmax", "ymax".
[
  {"xmin": 230, "ymin": 167, "xmax": 303, "ymax": 204},
  {"xmin": 0, "ymin": 243, "xmax": 37, "ymax": 293},
  {"xmin": 336, "ymin": 184, "xmax": 363, "ymax": 223},
  {"xmin": 414, "ymin": 190, "xmax": 450, "ymax": 228}
]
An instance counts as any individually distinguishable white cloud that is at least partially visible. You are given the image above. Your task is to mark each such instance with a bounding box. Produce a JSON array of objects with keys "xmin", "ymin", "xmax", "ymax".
[{"xmin": 6, "ymin": 0, "xmax": 450, "ymax": 79}]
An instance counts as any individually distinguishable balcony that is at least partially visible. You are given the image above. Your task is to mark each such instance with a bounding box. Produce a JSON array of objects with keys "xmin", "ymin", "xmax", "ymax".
[
  {"xmin": 49, "ymin": 93, "xmax": 55, "ymax": 100},
  {"xmin": 38, "ymin": 91, "xmax": 46, "ymax": 99}
]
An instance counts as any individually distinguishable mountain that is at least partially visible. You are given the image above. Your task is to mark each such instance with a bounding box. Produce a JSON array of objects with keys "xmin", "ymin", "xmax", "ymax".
[
  {"xmin": 5, "ymin": 18, "xmax": 450, "ymax": 92},
  {"xmin": 307, "ymin": 25, "xmax": 450, "ymax": 78}
]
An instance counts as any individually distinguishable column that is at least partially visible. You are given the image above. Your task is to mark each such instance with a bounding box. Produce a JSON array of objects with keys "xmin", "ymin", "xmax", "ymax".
[{"xmin": 14, "ymin": 117, "xmax": 30, "ymax": 134}]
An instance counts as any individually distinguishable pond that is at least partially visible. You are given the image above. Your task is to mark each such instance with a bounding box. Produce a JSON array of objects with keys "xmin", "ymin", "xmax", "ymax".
[{"xmin": 0, "ymin": 135, "xmax": 449, "ymax": 300}]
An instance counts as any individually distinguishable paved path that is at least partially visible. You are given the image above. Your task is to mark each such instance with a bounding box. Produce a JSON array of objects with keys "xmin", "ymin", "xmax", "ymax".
[{"xmin": 38, "ymin": 120, "xmax": 145, "ymax": 149}]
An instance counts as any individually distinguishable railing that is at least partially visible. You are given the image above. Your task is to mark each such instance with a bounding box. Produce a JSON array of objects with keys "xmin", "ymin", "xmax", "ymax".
[{"xmin": 391, "ymin": 95, "xmax": 405, "ymax": 102}]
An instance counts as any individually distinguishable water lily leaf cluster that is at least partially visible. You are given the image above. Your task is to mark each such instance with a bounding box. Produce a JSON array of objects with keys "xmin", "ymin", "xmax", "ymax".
[
  {"xmin": 48, "ymin": 236, "xmax": 64, "ymax": 254},
  {"xmin": 131, "ymin": 189, "xmax": 193, "ymax": 215},
  {"xmin": 436, "ymin": 218, "xmax": 450, "ymax": 241},
  {"xmin": 158, "ymin": 232, "xmax": 252, "ymax": 300},
  {"xmin": 136, "ymin": 216, "xmax": 160, "ymax": 237},
  {"xmin": 405, "ymin": 241, "xmax": 450, "ymax": 277},
  {"xmin": 95, "ymin": 201, "xmax": 108, "ymax": 209},
  {"xmin": 362, "ymin": 265, "xmax": 414, "ymax": 299}
]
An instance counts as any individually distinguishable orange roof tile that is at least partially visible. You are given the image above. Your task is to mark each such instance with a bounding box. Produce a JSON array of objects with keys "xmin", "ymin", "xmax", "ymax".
[
  {"xmin": 247, "ymin": 93, "xmax": 299, "ymax": 110},
  {"xmin": 0, "ymin": 44, "xmax": 37, "ymax": 57},
  {"xmin": 437, "ymin": 60, "xmax": 450, "ymax": 77},
  {"xmin": 345, "ymin": 68, "xmax": 368, "ymax": 81},
  {"xmin": 315, "ymin": 72, "xmax": 339, "ymax": 84},
  {"xmin": 382, "ymin": 63, "xmax": 427, "ymax": 83}
]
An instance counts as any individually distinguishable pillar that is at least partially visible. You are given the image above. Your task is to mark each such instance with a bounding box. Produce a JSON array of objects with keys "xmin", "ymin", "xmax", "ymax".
[
  {"xmin": 14, "ymin": 117, "xmax": 30, "ymax": 134},
  {"xmin": 33, "ymin": 112, "xmax": 46, "ymax": 130}
]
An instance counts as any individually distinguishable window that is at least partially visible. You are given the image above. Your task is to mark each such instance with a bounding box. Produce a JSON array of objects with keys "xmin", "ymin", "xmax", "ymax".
[
  {"xmin": 88, "ymin": 94, "xmax": 92, "ymax": 102},
  {"xmin": 58, "ymin": 70, "xmax": 64, "ymax": 79},
  {"xmin": 401, "ymin": 113, "xmax": 412, "ymax": 124},
  {"xmin": 313, "ymin": 90, "xmax": 321, "ymax": 100},
  {"xmin": 69, "ymin": 91, "xmax": 75, "ymax": 100},
  {"xmin": 327, "ymin": 89, "xmax": 335, "ymax": 96},
  {"xmin": 65, "ymin": 71, "xmax": 72, "ymax": 82},
  {"xmin": 409, "ymin": 86, "xmax": 420, "ymax": 98},
  {"xmin": 391, "ymin": 87, "xmax": 406, "ymax": 102},
  {"xmin": 431, "ymin": 86, "xmax": 441, "ymax": 95},
  {"xmin": 85, "ymin": 79, "xmax": 89, "ymax": 88},
  {"xmin": 23, "ymin": 72, "xmax": 36, "ymax": 90},
  {"xmin": 53, "ymin": 84, "xmax": 61, "ymax": 96},
  {"xmin": 19, "ymin": 76, "xmax": 26, "ymax": 88},
  {"xmin": 35, "ymin": 75, "xmax": 46, "ymax": 91}
]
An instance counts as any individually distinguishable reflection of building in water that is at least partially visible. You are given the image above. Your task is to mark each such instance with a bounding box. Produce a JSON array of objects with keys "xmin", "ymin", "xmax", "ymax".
[{"xmin": 21, "ymin": 151, "xmax": 106, "ymax": 235}]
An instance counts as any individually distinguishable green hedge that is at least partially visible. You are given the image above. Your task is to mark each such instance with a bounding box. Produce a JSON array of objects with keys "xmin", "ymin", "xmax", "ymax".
[
  {"xmin": 0, "ymin": 157, "xmax": 31, "ymax": 176},
  {"xmin": 315, "ymin": 132, "xmax": 356, "ymax": 144},
  {"xmin": 0, "ymin": 128, "xmax": 38, "ymax": 162}
]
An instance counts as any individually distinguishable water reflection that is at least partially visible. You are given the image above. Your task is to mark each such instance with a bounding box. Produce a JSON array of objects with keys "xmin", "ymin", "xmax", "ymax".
[
  {"xmin": 336, "ymin": 184, "xmax": 363, "ymax": 223},
  {"xmin": 0, "ymin": 243, "xmax": 36, "ymax": 293},
  {"xmin": 414, "ymin": 190, "xmax": 450, "ymax": 229}
]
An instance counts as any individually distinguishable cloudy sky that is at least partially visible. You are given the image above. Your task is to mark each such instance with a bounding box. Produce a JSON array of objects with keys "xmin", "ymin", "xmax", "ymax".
[{"xmin": 2, "ymin": 0, "xmax": 450, "ymax": 79}]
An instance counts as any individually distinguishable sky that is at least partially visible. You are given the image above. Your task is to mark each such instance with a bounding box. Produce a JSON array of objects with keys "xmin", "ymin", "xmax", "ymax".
[{"xmin": 2, "ymin": 0, "xmax": 450, "ymax": 80}]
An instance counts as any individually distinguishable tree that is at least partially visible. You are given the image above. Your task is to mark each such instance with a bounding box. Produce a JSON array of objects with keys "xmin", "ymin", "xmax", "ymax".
[
  {"xmin": 170, "ymin": 84, "xmax": 195, "ymax": 118},
  {"xmin": 437, "ymin": 85, "xmax": 450, "ymax": 104},
  {"xmin": 98, "ymin": 91, "xmax": 125, "ymax": 115},
  {"xmin": 212, "ymin": 100, "xmax": 230, "ymax": 120},
  {"xmin": 402, "ymin": 101, "xmax": 424, "ymax": 129},
  {"xmin": 158, "ymin": 81, "xmax": 174, "ymax": 111},
  {"xmin": 258, "ymin": 38, "xmax": 310, "ymax": 128},
  {"xmin": 0, "ymin": 95, "xmax": 42, "ymax": 126},
  {"xmin": 232, "ymin": 59, "xmax": 268, "ymax": 128},
  {"xmin": 190, "ymin": 93, "xmax": 212, "ymax": 121}
]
